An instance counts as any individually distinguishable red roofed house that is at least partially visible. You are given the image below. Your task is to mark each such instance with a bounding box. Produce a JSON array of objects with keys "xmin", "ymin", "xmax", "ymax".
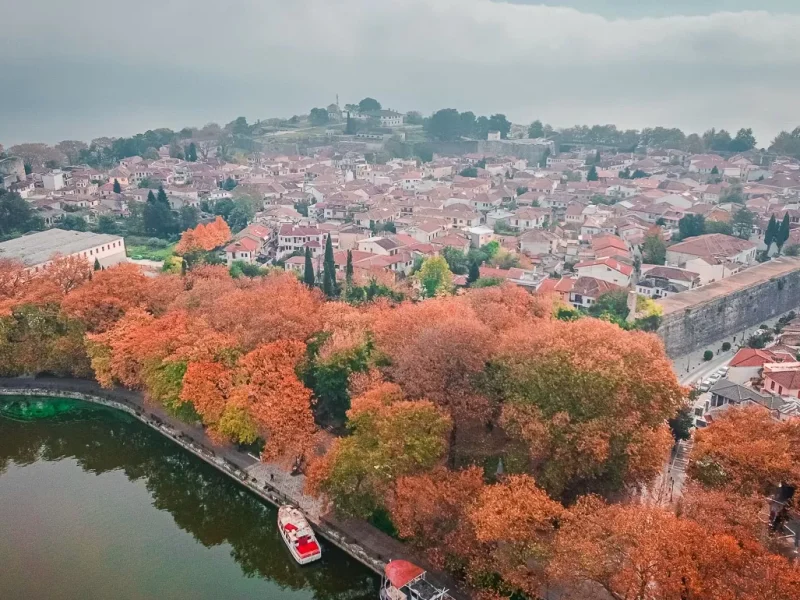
[
  {"xmin": 225, "ymin": 223, "xmax": 272, "ymax": 265},
  {"xmin": 277, "ymin": 224, "xmax": 329, "ymax": 260},
  {"xmin": 727, "ymin": 348, "xmax": 793, "ymax": 384},
  {"xmin": 567, "ymin": 276, "xmax": 621, "ymax": 309},
  {"xmin": 763, "ymin": 362, "xmax": 800, "ymax": 398},
  {"xmin": 541, "ymin": 276, "xmax": 620, "ymax": 309},
  {"xmin": 666, "ymin": 233, "xmax": 757, "ymax": 284},
  {"xmin": 574, "ymin": 257, "xmax": 633, "ymax": 286},
  {"xmin": 591, "ymin": 234, "xmax": 630, "ymax": 260},
  {"xmin": 225, "ymin": 236, "xmax": 261, "ymax": 266}
]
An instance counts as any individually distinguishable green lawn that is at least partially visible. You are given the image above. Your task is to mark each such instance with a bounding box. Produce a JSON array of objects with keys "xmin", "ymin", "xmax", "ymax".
[{"xmin": 125, "ymin": 236, "xmax": 176, "ymax": 261}]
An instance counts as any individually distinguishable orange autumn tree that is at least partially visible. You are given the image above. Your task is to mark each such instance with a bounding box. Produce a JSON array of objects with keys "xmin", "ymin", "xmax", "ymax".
[
  {"xmin": 87, "ymin": 308, "xmax": 235, "ymax": 412},
  {"xmin": 369, "ymin": 298, "xmax": 495, "ymax": 463},
  {"xmin": 174, "ymin": 216, "xmax": 231, "ymax": 255},
  {"xmin": 679, "ymin": 483, "xmax": 767, "ymax": 548},
  {"xmin": 61, "ymin": 263, "xmax": 153, "ymax": 332},
  {"xmin": 0, "ymin": 256, "xmax": 94, "ymax": 377},
  {"xmin": 175, "ymin": 271, "xmax": 322, "ymax": 351},
  {"xmin": 180, "ymin": 340, "xmax": 316, "ymax": 457},
  {"xmin": 388, "ymin": 466, "xmax": 485, "ymax": 564},
  {"xmin": 236, "ymin": 340, "xmax": 316, "ymax": 458},
  {"xmin": 689, "ymin": 405, "xmax": 800, "ymax": 495},
  {"xmin": 306, "ymin": 383, "xmax": 452, "ymax": 518},
  {"xmin": 467, "ymin": 475, "xmax": 564, "ymax": 597},
  {"xmin": 490, "ymin": 317, "xmax": 683, "ymax": 500},
  {"xmin": 463, "ymin": 283, "xmax": 554, "ymax": 332},
  {"xmin": 0, "ymin": 255, "xmax": 92, "ymax": 315},
  {"xmin": 549, "ymin": 497, "xmax": 800, "ymax": 600}
]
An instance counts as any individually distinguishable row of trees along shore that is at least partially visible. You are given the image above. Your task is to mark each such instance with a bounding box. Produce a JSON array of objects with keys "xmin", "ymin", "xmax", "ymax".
[{"xmin": 1, "ymin": 246, "xmax": 799, "ymax": 599}]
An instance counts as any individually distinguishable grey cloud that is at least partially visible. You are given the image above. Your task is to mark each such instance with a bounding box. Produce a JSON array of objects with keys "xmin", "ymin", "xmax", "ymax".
[{"xmin": 1, "ymin": 0, "xmax": 799, "ymax": 145}]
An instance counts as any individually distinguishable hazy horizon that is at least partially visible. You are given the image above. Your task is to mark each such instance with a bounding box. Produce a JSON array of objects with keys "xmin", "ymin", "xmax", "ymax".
[{"xmin": 2, "ymin": 1, "xmax": 800, "ymax": 147}]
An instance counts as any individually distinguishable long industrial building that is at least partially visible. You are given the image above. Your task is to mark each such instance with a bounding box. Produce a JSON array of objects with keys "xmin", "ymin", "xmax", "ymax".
[{"xmin": 0, "ymin": 229, "xmax": 127, "ymax": 271}]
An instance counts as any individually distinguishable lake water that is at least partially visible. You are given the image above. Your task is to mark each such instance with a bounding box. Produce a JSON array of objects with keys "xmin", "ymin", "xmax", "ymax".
[{"xmin": 0, "ymin": 396, "xmax": 379, "ymax": 600}]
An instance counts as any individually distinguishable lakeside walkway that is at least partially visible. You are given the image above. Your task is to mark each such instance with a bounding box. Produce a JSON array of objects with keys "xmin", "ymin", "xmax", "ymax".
[{"xmin": 0, "ymin": 376, "xmax": 464, "ymax": 599}]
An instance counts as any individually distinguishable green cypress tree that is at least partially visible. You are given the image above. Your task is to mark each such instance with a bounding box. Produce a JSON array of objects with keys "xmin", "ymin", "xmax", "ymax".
[
  {"xmin": 587, "ymin": 165, "xmax": 599, "ymax": 181},
  {"xmin": 113, "ymin": 178, "xmax": 121, "ymax": 194},
  {"xmin": 93, "ymin": 257, "xmax": 101, "ymax": 271},
  {"xmin": 322, "ymin": 234, "xmax": 337, "ymax": 298},
  {"xmin": 764, "ymin": 214, "xmax": 778, "ymax": 249},
  {"xmin": 303, "ymin": 247, "xmax": 315, "ymax": 288},
  {"xmin": 778, "ymin": 213, "xmax": 792, "ymax": 249},
  {"xmin": 345, "ymin": 249, "xmax": 354, "ymax": 287},
  {"xmin": 157, "ymin": 186, "xmax": 169, "ymax": 205},
  {"xmin": 467, "ymin": 260, "xmax": 480, "ymax": 285}
]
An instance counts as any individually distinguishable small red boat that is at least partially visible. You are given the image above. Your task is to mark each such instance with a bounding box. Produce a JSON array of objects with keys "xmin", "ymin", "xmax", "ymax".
[
  {"xmin": 380, "ymin": 560, "xmax": 450, "ymax": 600},
  {"xmin": 278, "ymin": 505, "xmax": 322, "ymax": 564}
]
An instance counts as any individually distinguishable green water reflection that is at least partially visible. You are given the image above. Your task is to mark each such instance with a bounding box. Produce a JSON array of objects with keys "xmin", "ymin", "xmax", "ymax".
[{"xmin": 0, "ymin": 396, "xmax": 378, "ymax": 600}]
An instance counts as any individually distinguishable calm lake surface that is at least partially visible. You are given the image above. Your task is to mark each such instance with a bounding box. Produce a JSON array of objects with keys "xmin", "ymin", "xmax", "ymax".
[{"xmin": 0, "ymin": 396, "xmax": 379, "ymax": 600}]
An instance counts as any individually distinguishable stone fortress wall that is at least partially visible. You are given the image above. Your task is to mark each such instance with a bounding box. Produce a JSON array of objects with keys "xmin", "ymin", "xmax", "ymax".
[{"xmin": 657, "ymin": 257, "xmax": 800, "ymax": 357}]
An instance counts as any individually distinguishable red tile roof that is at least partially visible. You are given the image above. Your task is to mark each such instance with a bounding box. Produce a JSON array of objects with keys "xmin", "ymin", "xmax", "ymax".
[
  {"xmin": 574, "ymin": 257, "xmax": 633, "ymax": 277},
  {"xmin": 225, "ymin": 237, "xmax": 259, "ymax": 253},
  {"xmin": 728, "ymin": 348, "xmax": 787, "ymax": 368},
  {"xmin": 765, "ymin": 368, "xmax": 800, "ymax": 392}
]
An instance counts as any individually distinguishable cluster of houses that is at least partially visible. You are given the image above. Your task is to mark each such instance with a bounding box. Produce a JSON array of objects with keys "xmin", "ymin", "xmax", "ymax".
[
  {"xmin": 4, "ymin": 132, "xmax": 800, "ymax": 303},
  {"xmin": 695, "ymin": 318, "xmax": 800, "ymax": 426}
]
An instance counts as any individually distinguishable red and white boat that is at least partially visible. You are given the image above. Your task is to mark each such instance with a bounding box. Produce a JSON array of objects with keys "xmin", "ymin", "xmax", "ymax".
[
  {"xmin": 278, "ymin": 505, "xmax": 322, "ymax": 564},
  {"xmin": 380, "ymin": 560, "xmax": 450, "ymax": 600}
]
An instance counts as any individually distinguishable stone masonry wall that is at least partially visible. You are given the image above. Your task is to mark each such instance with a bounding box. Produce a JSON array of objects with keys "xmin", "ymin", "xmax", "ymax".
[{"xmin": 657, "ymin": 264, "xmax": 800, "ymax": 358}]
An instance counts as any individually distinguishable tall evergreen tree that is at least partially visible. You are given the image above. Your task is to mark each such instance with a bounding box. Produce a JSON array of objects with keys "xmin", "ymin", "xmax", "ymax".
[
  {"xmin": 143, "ymin": 189, "xmax": 176, "ymax": 237},
  {"xmin": 93, "ymin": 257, "xmax": 101, "ymax": 271},
  {"xmin": 303, "ymin": 247, "xmax": 315, "ymax": 288},
  {"xmin": 587, "ymin": 165, "xmax": 599, "ymax": 181},
  {"xmin": 778, "ymin": 213, "xmax": 792, "ymax": 249},
  {"xmin": 112, "ymin": 178, "xmax": 121, "ymax": 194},
  {"xmin": 764, "ymin": 214, "xmax": 778, "ymax": 249},
  {"xmin": 467, "ymin": 260, "xmax": 480, "ymax": 285},
  {"xmin": 322, "ymin": 234, "xmax": 337, "ymax": 298},
  {"xmin": 345, "ymin": 249, "xmax": 354, "ymax": 287},
  {"xmin": 186, "ymin": 142, "xmax": 197, "ymax": 162},
  {"xmin": 157, "ymin": 186, "xmax": 169, "ymax": 205}
]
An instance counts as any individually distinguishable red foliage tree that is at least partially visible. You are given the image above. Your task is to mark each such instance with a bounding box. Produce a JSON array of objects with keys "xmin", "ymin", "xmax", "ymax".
[
  {"xmin": 62, "ymin": 263, "xmax": 152, "ymax": 332},
  {"xmin": 175, "ymin": 216, "xmax": 231, "ymax": 255},
  {"xmin": 689, "ymin": 405, "xmax": 800, "ymax": 495}
]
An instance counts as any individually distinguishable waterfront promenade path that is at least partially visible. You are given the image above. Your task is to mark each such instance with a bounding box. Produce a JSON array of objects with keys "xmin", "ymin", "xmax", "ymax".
[{"xmin": 0, "ymin": 376, "xmax": 465, "ymax": 599}]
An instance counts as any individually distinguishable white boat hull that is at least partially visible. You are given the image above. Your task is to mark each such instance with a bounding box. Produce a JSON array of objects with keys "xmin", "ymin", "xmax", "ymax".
[{"xmin": 278, "ymin": 505, "xmax": 321, "ymax": 565}]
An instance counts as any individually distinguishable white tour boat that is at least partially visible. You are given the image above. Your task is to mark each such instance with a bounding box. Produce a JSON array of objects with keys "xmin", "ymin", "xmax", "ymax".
[
  {"xmin": 278, "ymin": 505, "xmax": 322, "ymax": 564},
  {"xmin": 380, "ymin": 560, "xmax": 450, "ymax": 600}
]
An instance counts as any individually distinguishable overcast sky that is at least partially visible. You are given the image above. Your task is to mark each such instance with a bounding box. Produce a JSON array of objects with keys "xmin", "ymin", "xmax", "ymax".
[{"xmin": 2, "ymin": 0, "xmax": 799, "ymax": 147}]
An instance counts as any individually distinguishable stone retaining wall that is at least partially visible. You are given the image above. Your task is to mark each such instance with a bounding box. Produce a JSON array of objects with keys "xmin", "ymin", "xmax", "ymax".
[{"xmin": 657, "ymin": 258, "xmax": 800, "ymax": 357}]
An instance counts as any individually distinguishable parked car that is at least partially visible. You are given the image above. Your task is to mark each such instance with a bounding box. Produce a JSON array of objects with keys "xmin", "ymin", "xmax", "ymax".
[{"xmin": 698, "ymin": 381, "xmax": 711, "ymax": 392}]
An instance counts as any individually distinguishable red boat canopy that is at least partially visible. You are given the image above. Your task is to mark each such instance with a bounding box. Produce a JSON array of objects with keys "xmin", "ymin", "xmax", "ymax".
[{"xmin": 385, "ymin": 560, "xmax": 425, "ymax": 588}]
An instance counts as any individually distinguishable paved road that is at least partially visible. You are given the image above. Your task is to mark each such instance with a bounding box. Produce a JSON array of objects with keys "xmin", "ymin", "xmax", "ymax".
[{"xmin": 673, "ymin": 310, "xmax": 796, "ymax": 385}]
